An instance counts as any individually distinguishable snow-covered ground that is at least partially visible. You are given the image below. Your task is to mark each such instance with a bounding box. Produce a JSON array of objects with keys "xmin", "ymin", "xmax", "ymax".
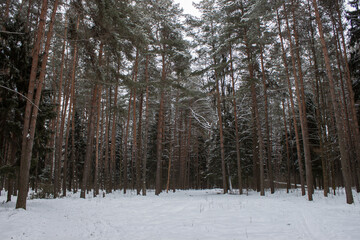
[{"xmin": 1, "ymin": 189, "xmax": 359, "ymax": 240}]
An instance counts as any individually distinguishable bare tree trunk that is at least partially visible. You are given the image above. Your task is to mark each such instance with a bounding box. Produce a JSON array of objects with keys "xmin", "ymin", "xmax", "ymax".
[
  {"xmin": 312, "ymin": 0, "xmax": 354, "ymax": 204},
  {"xmin": 333, "ymin": 24, "xmax": 360, "ymax": 192},
  {"xmin": 17, "ymin": 0, "xmax": 59, "ymax": 209},
  {"xmin": 186, "ymin": 110, "xmax": 192, "ymax": 189},
  {"xmin": 132, "ymin": 49, "xmax": 140, "ymax": 195},
  {"xmin": 155, "ymin": 47, "xmax": 167, "ymax": 195},
  {"xmin": 123, "ymin": 90, "xmax": 132, "ymax": 194},
  {"xmin": 62, "ymin": 103, "xmax": 72, "ymax": 197},
  {"xmin": 229, "ymin": 46, "xmax": 243, "ymax": 194},
  {"xmin": 137, "ymin": 88, "xmax": 143, "ymax": 194},
  {"xmin": 276, "ymin": 8, "xmax": 306, "ymax": 196},
  {"xmin": 179, "ymin": 115, "xmax": 185, "ymax": 189},
  {"xmin": 285, "ymin": 1, "xmax": 314, "ymax": 200},
  {"xmin": 282, "ymin": 100, "xmax": 291, "ymax": 193},
  {"xmin": 307, "ymin": 2, "xmax": 329, "ymax": 196},
  {"xmin": 93, "ymin": 85, "xmax": 102, "ymax": 197},
  {"xmin": 259, "ymin": 42, "xmax": 274, "ymax": 194},
  {"xmin": 142, "ymin": 52, "xmax": 150, "ymax": 196},
  {"xmin": 166, "ymin": 94, "xmax": 173, "ymax": 193},
  {"xmin": 105, "ymin": 88, "xmax": 111, "ymax": 192},
  {"xmin": 110, "ymin": 84, "xmax": 119, "ymax": 192},
  {"xmin": 214, "ymin": 56, "xmax": 228, "ymax": 194},
  {"xmin": 69, "ymin": 16, "xmax": 79, "ymax": 193},
  {"xmin": 335, "ymin": 3, "xmax": 360, "ymax": 176},
  {"xmin": 250, "ymin": 66, "xmax": 265, "ymax": 196},
  {"xmin": 80, "ymin": 43, "xmax": 103, "ymax": 199}
]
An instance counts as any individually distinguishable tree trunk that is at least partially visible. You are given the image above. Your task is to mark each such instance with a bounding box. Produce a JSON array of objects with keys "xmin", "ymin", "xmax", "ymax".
[
  {"xmin": 335, "ymin": 3, "xmax": 360, "ymax": 178},
  {"xmin": 259, "ymin": 42, "xmax": 274, "ymax": 194},
  {"xmin": 276, "ymin": 8, "xmax": 306, "ymax": 196},
  {"xmin": 93, "ymin": 85, "xmax": 102, "ymax": 197},
  {"xmin": 214, "ymin": 56, "xmax": 228, "ymax": 194},
  {"xmin": 104, "ymin": 87, "xmax": 111, "ymax": 192},
  {"xmin": 69, "ymin": 16, "xmax": 80, "ymax": 193},
  {"xmin": 80, "ymin": 86, "xmax": 99, "ymax": 199},
  {"xmin": 155, "ymin": 47, "xmax": 167, "ymax": 195},
  {"xmin": 132, "ymin": 49, "xmax": 140, "ymax": 195},
  {"xmin": 110, "ymin": 83, "xmax": 119, "ymax": 192},
  {"xmin": 312, "ymin": 0, "xmax": 354, "ymax": 204},
  {"xmin": 282, "ymin": 100, "xmax": 292, "ymax": 193},
  {"xmin": 62, "ymin": 102, "xmax": 72, "ymax": 197},
  {"xmin": 123, "ymin": 90, "xmax": 132, "ymax": 194},
  {"xmin": 137, "ymin": 88, "xmax": 143, "ymax": 194},
  {"xmin": 17, "ymin": 0, "xmax": 59, "ymax": 209},
  {"xmin": 142, "ymin": 52, "xmax": 150, "ymax": 196},
  {"xmin": 285, "ymin": 1, "xmax": 314, "ymax": 200},
  {"xmin": 80, "ymin": 43, "xmax": 103, "ymax": 199},
  {"xmin": 166, "ymin": 94, "xmax": 174, "ymax": 193},
  {"xmin": 229, "ymin": 46, "xmax": 243, "ymax": 194}
]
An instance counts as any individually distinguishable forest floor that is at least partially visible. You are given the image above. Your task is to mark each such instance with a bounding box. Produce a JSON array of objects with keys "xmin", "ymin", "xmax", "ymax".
[{"xmin": 0, "ymin": 188, "xmax": 360, "ymax": 240}]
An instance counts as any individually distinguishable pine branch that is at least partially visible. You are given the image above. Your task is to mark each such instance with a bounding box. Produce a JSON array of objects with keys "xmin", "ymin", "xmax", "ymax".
[{"xmin": 0, "ymin": 85, "xmax": 41, "ymax": 112}]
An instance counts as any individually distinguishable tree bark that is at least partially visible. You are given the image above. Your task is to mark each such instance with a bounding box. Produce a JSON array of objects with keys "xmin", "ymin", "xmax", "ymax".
[
  {"xmin": 17, "ymin": 0, "xmax": 59, "ymax": 209},
  {"xmin": 276, "ymin": 8, "xmax": 306, "ymax": 196},
  {"xmin": 259, "ymin": 42, "xmax": 274, "ymax": 194},
  {"xmin": 123, "ymin": 90, "xmax": 132, "ymax": 194},
  {"xmin": 110, "ymin": 83, "xmax": 119, "ymax": 192},
  {"xmin": 312, "ymin": 0, "xmax": 354, "ymax": 204},
  {"xmin": 155, "ymin": 46, "xmax": 167, "ymax": 195},
  {"xmin": 229, "ymin": 46, "xmax": 243, "ymax": 194},
  {"xmin": 214, "ymin": 56, "xmax": 228, "ymax": 194},
  {"xmin": 142, "ymin": 52, "xmax": 150, "ymax": 196},
  {"xmin": 282, "ymin": 100, "xmax": 292, "ymax": 193},
  {"xmin": 285, "ymin": 1, "xmax": 314, "ymax": 200},
  {"xmin": 80, "ymin": 43, "xmax": 103, "ymax": 199},
  {"xmin": 93, "ymin": 84, "xmax": 102, "ymax": 197},
  {"xmin": 132, "ymin": 49, "xmax": 140, "ymax": 195},
  {"xmin": 335, "ymin": 2, "xmax": 360, "ymax": 176}
]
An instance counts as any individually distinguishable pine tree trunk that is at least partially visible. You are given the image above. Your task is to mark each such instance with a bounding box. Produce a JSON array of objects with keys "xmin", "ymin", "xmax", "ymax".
[
  {"xmin": 214, "ymin": 56, "xmax": 228, "ymax": 194},
  {"xmin": 137, "ymin": 89, "xmax": 143, "ymax": 194},
  {"xmin": 333, "ymin": 24, "xmax": 360, "ymax": 192},
  {"xmin": 155, "ymin": 48, "xmax": 167, "ymax": 195},
  {"xmin": 17, "ymin": 0, "xmax": 48, "ymax": 209},
  {"xmin": 80, "ymin": 86, "xmax": 99, "ymax": 199},
  {"xmin": 123, "ymin": 90, "xmax": 132, "ymax": 194},
  {"xmin": 69, "ymin": 16, "xmax": 79, "ymax": 193},
  {"xmin": 307, "ymin": 3, "xmax": 329, "ymax": 196},
  {"xmin": 132, "ymin": 49, "xmax": 140, "ymax": 195},
  {"xmin": 229, "ymin": 46, "xmax": 243, "ymax": 194},
  {"xmin": 93, "ymin": 85, "xmax": 102, "ymax": 197},
  {"xmin": 62, "ymin": 103, "xmax": 72, "ymax": 197},
  {"xmin": 110, "ymin": 84, "xmax": 119, "ymax": 192},
  {"xmin": 276, "ymin": 8, "xmax": 306, "ymax": 196},
  {"xmin": 80, "ymin": 43, "xmax": 103, "ymax": 199},
  {"xmin": 249, "ymin": 65, "xmax": 265, "ymax": 196},
  {"xmin": 186, "ymin": 110, "xmax": 192, "ymax": 189},
  {"xmin": 285, "ymin": 1, "xmax": 314, "ymax": 200},
  {"xmin": 259, "ymin": 43, "xmax": 274, "ymax": 194},
  {"xmin": 166, "ymin": 94, "xmax": 173, "ymax": 193},
  {"xmin": 282, "ymin": 100, "xmax": 292, "ymax": 193},
  {"xmin": 312, "ymin": 0, "xmax": 354, "ymax": 204},
  {"xmin": 17, "ymin": 0, "xmax": 59, "ymax": 209},
  {"xmin": 104, "ymin": 88, "xmax": 111, "ymax": 192},
  {"xmin": 335, "ymin": 3, "xmax": 360, "ymax": 179},
  {"xmin": 142, "ymin": 52, "xmax": 150, "ymax": 196}
]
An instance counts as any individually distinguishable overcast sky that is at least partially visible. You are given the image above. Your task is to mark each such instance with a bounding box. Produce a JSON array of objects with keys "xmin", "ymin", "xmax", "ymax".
[{"xmin": 173, "ymin": 0, "xmax": 201, "ymax": 16}]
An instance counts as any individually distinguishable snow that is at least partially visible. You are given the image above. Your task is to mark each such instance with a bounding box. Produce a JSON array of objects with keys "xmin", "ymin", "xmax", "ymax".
[{"xmin": 1, "ymin": 189, "xmax": 360, "ymax": 240}]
